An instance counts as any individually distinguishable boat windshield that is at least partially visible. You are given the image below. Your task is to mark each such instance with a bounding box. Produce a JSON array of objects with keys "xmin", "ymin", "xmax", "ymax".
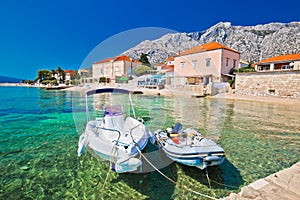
[{"xmin": 104, "ymin": 105, "xmax": 123, "ymax": 116}]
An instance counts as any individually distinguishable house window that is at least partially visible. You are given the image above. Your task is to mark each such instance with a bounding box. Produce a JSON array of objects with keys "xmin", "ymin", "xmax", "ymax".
[
  {"xmin": 192, "ymin": 60, "xmax": 197, "ymax": 69},
  {"xmin": 206, "ymin": 58, "xmax": 211, "ymax": 67},
  {"xmin": 226, "ymin": 58, "xmax": 230, "ymax": 67},
  {"xmin": 180, "ymin": 62, "xmax": 185, "ymax": 69},
  {"xmin": 233, "ymin": 59, "xmax": 236, "ymax": 68}
]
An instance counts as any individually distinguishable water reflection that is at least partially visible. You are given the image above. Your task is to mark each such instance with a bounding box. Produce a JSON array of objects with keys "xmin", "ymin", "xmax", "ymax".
[{"xmin": 38, "ymin": 89, "xmax": 73, "ymax": 114}]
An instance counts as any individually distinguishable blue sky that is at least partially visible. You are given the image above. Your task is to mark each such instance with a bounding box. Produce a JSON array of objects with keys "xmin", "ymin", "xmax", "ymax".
[{"xmin": 0, "ymin": 0, "xmax": 299, "ymax": 79}]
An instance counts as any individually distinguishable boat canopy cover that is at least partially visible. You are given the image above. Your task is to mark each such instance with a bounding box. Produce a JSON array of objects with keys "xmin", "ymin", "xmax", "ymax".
[{"xmin": 86, "ymin": 88, "xmax": 130, "ymax": 96}]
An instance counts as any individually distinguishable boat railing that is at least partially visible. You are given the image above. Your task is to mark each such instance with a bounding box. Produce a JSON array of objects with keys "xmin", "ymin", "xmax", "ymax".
[{"xmin": 129, "ymin": 123, "xmax": 144, "ymax": 145}]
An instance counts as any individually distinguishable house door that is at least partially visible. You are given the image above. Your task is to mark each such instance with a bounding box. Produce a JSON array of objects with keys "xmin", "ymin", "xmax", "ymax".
[{"xmin": 204, "ymin": 76, "xmax": 210, "ymax": 85}]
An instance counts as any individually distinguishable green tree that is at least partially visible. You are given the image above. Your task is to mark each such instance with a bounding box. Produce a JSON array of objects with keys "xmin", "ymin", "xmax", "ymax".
[
  {"xmin": 74, "ymin": 70, "xmax": 80, "ymax": 80},
  {"xmin": 138, "ymin": 53, "xmax": 150, "ymax": 66},
  {"xmin": 135, "ymin": 65, "xmax": 152, "ymax": 76},
  {"xmin": 51, "ymin": 69, "xmax": 56, "ymax": 76},
  {"xmin": 57, "ymin": 66, "xmax": 63, "ymax": 74},
  {"xmin": 61, "ymin": 71, "xmax": 66, "ymax": 83},
  {"xmin": 56, "ymin": 66, "xmax": 65, "ymax": 83},
  {"xmin": 27, "ymin": 80, "xmax": 33, "ymax": 84},
  {"xmin": 37, "ymin": 70, "xmax": 51, "ymax": 81}
]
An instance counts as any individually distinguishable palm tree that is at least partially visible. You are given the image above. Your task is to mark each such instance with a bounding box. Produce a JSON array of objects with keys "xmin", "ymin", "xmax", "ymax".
[{"xmin": 57, "ymin": 66, "xmax": 64, "ymax": 83}]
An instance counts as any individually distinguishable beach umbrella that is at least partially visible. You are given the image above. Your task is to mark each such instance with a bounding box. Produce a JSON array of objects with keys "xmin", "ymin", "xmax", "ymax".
[{"xmin": 119, "ymin": 77, "xmax": 128, "ymax": 83}]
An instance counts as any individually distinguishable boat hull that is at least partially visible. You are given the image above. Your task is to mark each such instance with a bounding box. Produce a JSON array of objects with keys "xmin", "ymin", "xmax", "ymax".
[
  {"xmin": 154, "ymin": 129, "xmax": 225, "ymax": 169},
  {"xmin": 78, "ymin": 118, "xmax": 150, "ymax": 173},
  {"xmin": 163, "ymin": 150, "xmax": 225, "ymax": 169}
]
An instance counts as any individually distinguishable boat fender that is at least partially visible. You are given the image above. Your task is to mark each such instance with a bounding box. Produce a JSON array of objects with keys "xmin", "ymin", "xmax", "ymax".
[
  {"xmin": 148, "ymin": 131, "xmax": 155, "ymax": 144},
  {"xmin": 203, "ymin": 156, "xmax": 220, "ymax": 162}
]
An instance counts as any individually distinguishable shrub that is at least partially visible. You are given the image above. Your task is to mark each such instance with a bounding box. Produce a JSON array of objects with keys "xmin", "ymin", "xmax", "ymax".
[
  {"xmin": 99, "ymin": 77, "xmax": 106, "ymax": 83},
  {"xmin": 228, "ymin": 79, "xmax": 235, "ymax": 87},
  {"xmin": 234, "ymin": 66, "xmax": 256, "ymax": 73}
]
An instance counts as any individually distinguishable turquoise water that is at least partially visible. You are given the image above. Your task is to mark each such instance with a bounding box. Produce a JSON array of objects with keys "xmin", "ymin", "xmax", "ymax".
[{"xmin": 0, "ymin": 86, "xmax": 299, "ymax": 199}]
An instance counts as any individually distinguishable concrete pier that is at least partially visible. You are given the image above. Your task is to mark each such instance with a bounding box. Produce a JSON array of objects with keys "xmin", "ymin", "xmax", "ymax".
[{"xmin": 221, "ymin": 162, "xmax": 300, "ymax": 200}]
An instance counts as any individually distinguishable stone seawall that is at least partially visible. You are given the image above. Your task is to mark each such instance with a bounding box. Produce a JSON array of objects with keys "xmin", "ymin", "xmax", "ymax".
[
  {"xmin": 220, "ymin": 162, "xmax": 300, "ymax": 200},
  {"xmin": 235, "ymin": 70, "xmax": 300, "ymax": 98}
]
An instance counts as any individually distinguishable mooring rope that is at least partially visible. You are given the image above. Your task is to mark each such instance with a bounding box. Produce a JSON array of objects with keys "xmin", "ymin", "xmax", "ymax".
[
  {"xmin": 136, "ymin": 147, "xmax": 217, "ymax": 200},
  {"xmin": 100, "ymin": 146, "xmax": 117, "ymax": 193},
  {"xmin": 205, "ymin": 167, "xmax": 212, "ymax": 189}
]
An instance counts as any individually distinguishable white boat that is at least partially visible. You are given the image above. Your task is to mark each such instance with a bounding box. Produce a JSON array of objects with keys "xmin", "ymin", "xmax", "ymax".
[
  {"xmin": 77, "ymin": 88, "xmax": 152, "ymax": 173},
  {"xmin": 154, "ymin": 123, "xmax": 225, "ymax": 170}
]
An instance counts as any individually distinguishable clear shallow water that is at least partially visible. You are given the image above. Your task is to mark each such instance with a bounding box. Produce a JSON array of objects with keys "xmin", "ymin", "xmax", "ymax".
[{"xmin": 0, "ymin": 86, "xmax": 299, "ymax": 199}]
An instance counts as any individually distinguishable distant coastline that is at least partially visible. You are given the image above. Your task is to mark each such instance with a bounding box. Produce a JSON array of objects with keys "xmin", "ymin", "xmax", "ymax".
[
  {"xmin": 0, "ymin": 75, "xmax": 22, "ymax": 83},
  {"xmin": 0, "ymin": 83, "xmax": 26, "ymax": 86}
]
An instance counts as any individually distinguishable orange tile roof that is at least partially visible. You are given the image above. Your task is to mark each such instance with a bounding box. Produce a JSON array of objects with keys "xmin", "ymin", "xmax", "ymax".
[
  {"xmin": 166, "ymin": 57, "xmax": 175, "ymax": 61},
  {"xmin": 114, "ymin": 55, "xmax": 141, "ymax": 63},
  {"xmin": 94, "ymin": 57, "xmax": 113, "ymax": 64},
  {"xmin": 165, "ymin": 69, "xmax": 174, "ymax": 73},
  {"xmin": 64, "ymin": 70, "xmax": 75, "ymax": 76},
  {"xmin": 177, "ymin": 41, "xmax": 240, "ymax": 56},
  {"xmin": 94, "ymin": 55, "xmax": 141, "ymax": 64},
  {"xmin": 114, "ymin": 55, "xmax": 131, "ymax": 62},
  {"xmin": 257, "ymin": 53, "xmax": 300, "ymax": 64},
  {"xmin": 162, "ymin": 65, "xmax": 174, "ymax": 70}
]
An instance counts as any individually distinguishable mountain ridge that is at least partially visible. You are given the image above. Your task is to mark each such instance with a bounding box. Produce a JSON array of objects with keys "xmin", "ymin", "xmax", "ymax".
[
  {"xmin": 123, "ymin": 21, "xmax": 300, "ymax": 64},
  {"xmin": 0, "ymin": 75, "xmax": 22, "ymax": 83}
]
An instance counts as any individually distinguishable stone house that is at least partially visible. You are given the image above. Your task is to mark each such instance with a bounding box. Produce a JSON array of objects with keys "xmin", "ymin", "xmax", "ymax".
[
  {"xmin": 174, "ymin": 42, "xmax": 240, "ymax": 86},
  {"xmin": 78, "ymin": 69, "xmax": 89, "ymax": 77},
  {"xmin": 255, "ymin": 53, "xmax": 300, "ymax": 71},
  {"xmin": 64, "ymin": 70, "xmax": 75, "ymax": 82},
  {"xmin": 92, "ymin": 55, "xmax": 141, "ymax": 83},
  {"xmin": 235, "ymin": 53, "xmax": 300, "ymax": 98}
]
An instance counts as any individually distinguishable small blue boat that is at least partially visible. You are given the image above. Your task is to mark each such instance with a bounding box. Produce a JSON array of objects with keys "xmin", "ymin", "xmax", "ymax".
[
  {"xmin": 154, "ymin": 123, "xmax": 225, "ymax": 169},
  {"xmin": 77, "ymin": 88, "xmax": 151, "ymax": 173}
]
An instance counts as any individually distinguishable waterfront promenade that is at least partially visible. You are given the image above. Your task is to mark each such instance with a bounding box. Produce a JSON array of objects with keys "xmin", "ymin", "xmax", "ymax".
[{"xmin": 221, "ymin": 161, "xmax": 300, "ymax": 200}]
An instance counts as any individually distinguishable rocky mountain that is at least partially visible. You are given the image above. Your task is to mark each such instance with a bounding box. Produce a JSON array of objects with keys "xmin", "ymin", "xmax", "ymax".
[
  {"xmin": 0, "ymin": 75, "xmax": 22, "ymax": 83},
  {"xmin": 123, "ymin": 22, "xmax": 300, "ymax": 64}
]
